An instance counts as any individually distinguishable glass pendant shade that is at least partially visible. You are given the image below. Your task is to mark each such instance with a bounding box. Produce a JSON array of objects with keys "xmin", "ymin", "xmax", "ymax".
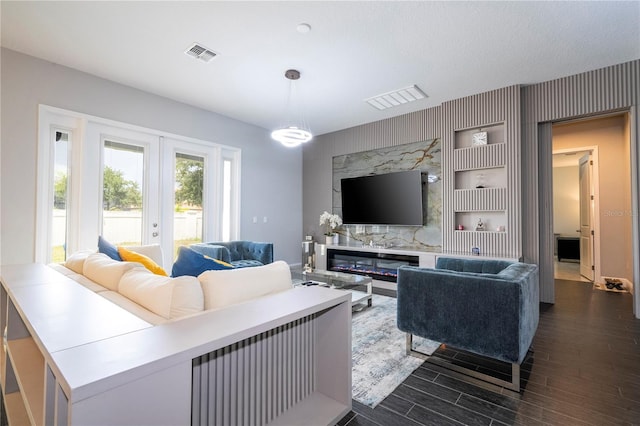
[
  {"xmin": 271, "ymin": 126, "xmax": 313, "ymax": 147},
  {"xmin": 272, "ymin": 69, "xmax": 313, "ymax": 147}
]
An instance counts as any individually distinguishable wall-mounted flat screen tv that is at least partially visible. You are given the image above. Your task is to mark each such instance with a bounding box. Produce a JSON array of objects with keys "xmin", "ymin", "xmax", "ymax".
[{"xmin": 340, "ymin": 170, "xmax": 425, "ymax": 226}]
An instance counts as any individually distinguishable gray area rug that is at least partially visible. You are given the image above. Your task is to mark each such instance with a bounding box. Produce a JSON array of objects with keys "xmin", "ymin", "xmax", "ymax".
[{"xmin": 351, "ymin": 294, "xmax": 441, "ymax": 408}]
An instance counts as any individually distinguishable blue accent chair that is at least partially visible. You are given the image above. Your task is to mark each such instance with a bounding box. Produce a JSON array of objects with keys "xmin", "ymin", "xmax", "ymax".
[
  {"xmin": 189, "ymin": 241, "xmax": 274, "ymax": 268},
  {"xmin": 397, "ymin": 257, "xmax": 539, "ymax": 391}
]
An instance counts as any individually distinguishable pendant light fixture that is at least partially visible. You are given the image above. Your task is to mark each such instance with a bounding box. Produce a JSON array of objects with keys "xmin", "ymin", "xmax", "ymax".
[{"xmin": 271, "ymin": 69, "xmax": 313, "ymax": 147}]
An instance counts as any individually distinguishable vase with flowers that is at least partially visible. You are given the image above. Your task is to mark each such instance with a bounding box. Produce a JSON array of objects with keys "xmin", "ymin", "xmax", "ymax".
[{"xmin": 319, "ymin": 211, "xmax": 342, "ymax": 245}]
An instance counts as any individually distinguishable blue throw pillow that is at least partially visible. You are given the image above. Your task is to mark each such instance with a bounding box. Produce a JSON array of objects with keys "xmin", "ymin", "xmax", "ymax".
[
  {"xmin": 98, "ymin": 235, "xmax": 122, "ymax": 261},
  {"xmin": 172, "ymin": 246, "xmax": 234, "ymax": 277}
]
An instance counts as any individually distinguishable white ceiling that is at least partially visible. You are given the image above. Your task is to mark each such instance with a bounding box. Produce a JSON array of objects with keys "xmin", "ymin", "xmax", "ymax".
[{"xmin": 2, "ymin": 1, "xmax": 639, "ymax": 136}]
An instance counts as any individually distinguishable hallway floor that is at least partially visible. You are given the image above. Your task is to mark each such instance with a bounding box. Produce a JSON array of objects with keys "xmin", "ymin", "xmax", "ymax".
[{"xmin": 554, "ymin": 258, "xmax": 591, "ymax": 283}]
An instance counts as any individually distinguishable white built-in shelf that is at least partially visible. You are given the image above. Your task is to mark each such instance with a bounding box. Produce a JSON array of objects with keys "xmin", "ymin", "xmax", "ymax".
[
  {"xmin": 4, "ymin": 391, "xmax": 31, "ymax": 426},
  {"xmin": 455, "ymin": 167, "xmax": 506, "ymax": 190},
  {"xmin": 454, "ymin": 123, "xmax": 505, "ymax": 149},
  {"xmin": 7, "ymin": 337, "xmax": 44, "ymax": 425}
]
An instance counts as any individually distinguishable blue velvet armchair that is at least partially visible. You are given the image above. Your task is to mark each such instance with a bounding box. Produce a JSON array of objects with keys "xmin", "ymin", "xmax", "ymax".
[
  {"xmin": 190, "ymin": 241, "xmax": 273, "ymax": 268},
  {"xmin": 397, "ymin": 257, "xmax": 539, "ymax": 391}
]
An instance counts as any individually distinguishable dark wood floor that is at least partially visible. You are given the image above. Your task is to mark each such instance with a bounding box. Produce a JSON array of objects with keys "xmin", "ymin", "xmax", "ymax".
[{"xmin": 339, "ymin": 279, "xmax": 640, "ymax": 426}]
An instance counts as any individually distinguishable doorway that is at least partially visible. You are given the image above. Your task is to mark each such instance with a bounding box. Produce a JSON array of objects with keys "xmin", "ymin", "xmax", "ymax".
[
  {"xmin": 551, "ymin": 113, "xmax": 633, "ymax": 292},
  {"xmin": 552, "ymin": 148, "xmax": 597, "ymax": 283}
]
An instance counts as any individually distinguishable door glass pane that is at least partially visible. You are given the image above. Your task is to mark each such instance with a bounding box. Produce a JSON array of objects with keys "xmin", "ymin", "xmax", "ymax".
[
  {"xmin": 222, "ymin": 159, "xmax": 232, "ymax": 242},
  {"xmin": 174, "ymin": 153, "xmax": 204, "ymax": 258},
  {"xmin": 102, "ymin": 140, "xmax": 144, "ymax": 246},
  {"xmin": 52, "ymin": 131, "xmax": 70, "ymax": 262}
]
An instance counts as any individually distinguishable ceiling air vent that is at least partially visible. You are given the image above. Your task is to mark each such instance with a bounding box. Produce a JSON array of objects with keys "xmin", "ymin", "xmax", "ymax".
[
  {"xmin": 365, "ymin": 85, "xmax": 427, "ymax": 111},
  {"xmin": 185, "ymin": 43, "xmax": 218, "ymax": 63}
]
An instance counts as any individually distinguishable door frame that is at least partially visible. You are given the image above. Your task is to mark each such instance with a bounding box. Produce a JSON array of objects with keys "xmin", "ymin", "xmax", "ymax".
[
  {"xmin": 539, "ymin": 109, "xmax": 638, "ymax": 319},
  {"xmin": 552, "ymin": 146, "xmax": 601, "ymax": 283}
]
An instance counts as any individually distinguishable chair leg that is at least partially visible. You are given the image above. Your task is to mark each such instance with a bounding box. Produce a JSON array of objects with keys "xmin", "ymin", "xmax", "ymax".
[
  {"xmin": 404, "ymin": 333, "xmax": 521, "ymax": 392},
  {"xmin": 425, "ymin": 354, "xmax": 521, "ymax": 392},
  {"xmin": 405, "ymin": 333, "xmax": 429, "ymax": 360}
]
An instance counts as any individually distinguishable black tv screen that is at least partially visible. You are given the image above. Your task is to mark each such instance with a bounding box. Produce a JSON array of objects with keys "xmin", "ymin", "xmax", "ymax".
[{"xmin": 340, "ymin": 170, "xmax": 425, "ymax": 226}]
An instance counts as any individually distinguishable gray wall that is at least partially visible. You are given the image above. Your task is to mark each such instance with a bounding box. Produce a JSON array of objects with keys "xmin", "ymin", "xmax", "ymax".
[
  {"xmin": 304, "ymin": 60, "xmax": 640, "ymax": 317},
  {"xmin": 303, "ymin": 108, "xmax": 441, "ymax": 240},
  {"xmin": 522, "ymin": 60, "xmax": 640, "ymax": 309},
  {"xmin": 0, "ymin": 48, "xmax": 302, "ymax": 265}
]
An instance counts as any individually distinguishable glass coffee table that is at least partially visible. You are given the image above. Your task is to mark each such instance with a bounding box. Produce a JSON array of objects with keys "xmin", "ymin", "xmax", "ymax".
[{"xmin": 301, "ymin": 269, "xmax": 373, "ymax": 309}]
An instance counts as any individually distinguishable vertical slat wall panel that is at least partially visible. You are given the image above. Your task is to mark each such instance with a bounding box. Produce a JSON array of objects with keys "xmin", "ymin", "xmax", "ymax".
[
  {"xmin": 453, "ymin": 232, "xmax": 508, "ymax": 257},
  {"xmin": 453, "ymin": 143, "xmax": 506, "ymax": 170},
  {"xmin": 522, "ymin": 60, "xmax": 640, "ymax": 303},
  {"xmin": 306, "ymin": 60, "xmax": 639, "ymax": 311},
  {"xmin": 442, "ymin": 85, "xmax": 522, "ymax": 258},
  {"xmin": 191, "ymin": 315, "xmax": 316, "ymax": 426},
  {"xmin": 323, "ymin": 107, "xmax": 442, "ymax": 156},
  {"xmin": 454, "ymin": 188, "xmax": 507, "ymax": 211}
]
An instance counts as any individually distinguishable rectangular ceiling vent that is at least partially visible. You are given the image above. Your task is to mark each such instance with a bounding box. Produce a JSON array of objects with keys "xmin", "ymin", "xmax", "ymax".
[
  {"xmin": 185, "ymin": 43, "xmax": 218, "ymax": 63},
  {"xmin": 365, "ymin": 85, "xmax": 427, "ymax": 111}
]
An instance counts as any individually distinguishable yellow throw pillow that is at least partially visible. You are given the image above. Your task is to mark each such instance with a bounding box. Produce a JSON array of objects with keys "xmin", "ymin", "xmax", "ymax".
[
  {"xmin": 203, "ymin": 255, "xmax": 234, "ymax": 268},
  {"xmin": 118, "ymin": 246, "xmax": 168, "ymax": 276}
]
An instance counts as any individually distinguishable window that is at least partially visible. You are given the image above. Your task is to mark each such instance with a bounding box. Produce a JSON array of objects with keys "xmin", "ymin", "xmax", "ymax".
[
  {"xmin": 37, "ymin": 106, "xmax": 240, "ymax": 264},
  {"xmin": 222, "ymin": 159, "xmax": 232, "ymax": 241},
  {"xmin": 102, "ymin": 140, "xmax": 145, "ymax": 246},
  {"xmin": 174, "ymin": 152, "xmax": 204, "ymax": 257},
  {"xmin": 52, "ymin": 130, "xmax": 70, "ymax": 262}
]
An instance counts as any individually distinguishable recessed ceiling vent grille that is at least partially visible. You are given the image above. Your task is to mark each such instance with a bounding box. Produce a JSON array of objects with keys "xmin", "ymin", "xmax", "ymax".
[
  {"xmin": 185, "ymin": 43, "xmax": 218, "ymax": 63},
  {"xmin": 365, "ymin": 85, "xmax": 427, "ymax": 110}
]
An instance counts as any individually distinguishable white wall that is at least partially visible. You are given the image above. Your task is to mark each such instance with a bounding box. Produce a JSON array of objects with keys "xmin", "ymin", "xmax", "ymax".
[
  {"xmin": 552, "ymin": 166, "xmax": 580, "ymax": 236},
  {"xmin": 0, "ymin": 48, "xmax": 302, "ymax": 265}
]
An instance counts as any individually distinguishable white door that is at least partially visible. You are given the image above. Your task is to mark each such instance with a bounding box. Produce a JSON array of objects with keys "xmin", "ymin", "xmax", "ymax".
[
  {"xmin": 162, "ymin": 139, "xmax": 213, "ymax": 264},
  {"xmin": 101, "ymin": 135, "xmax": 160, "ymax": 247},
  {"xmin": 579, "ymin": 153, "xmax": 595, "ymax": 280}
]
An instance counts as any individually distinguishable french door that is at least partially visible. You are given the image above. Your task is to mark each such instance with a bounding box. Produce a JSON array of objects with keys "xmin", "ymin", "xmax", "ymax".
[
  {"xmin": 37, "ymin": 106, "xmax": 240, "ymax": 267},
  {"xmin": 161, "ymin": 137, "xmax": 220, "ymax": 267}
]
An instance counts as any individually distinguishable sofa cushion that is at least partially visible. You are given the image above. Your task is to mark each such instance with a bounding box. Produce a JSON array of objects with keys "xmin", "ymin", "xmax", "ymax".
[
  {"xmin": 98, "ymin": 235, "xmax": 122, "ymax": 261},
  {"xmin": 118, "ymin": 246, "xmax": 168, "ymax": 276},
  {"xmin": 123, "ymin": 243, "xmax": 164, "ymax": 267},
  {"xmin": 64, "ymin": 250, "xmax": 94, "ymax": 274},
  {"xmin": 198, "ymin": 260, "xmax": 292, "ymax": 310},
  {"xmin": 231, "ymin": 259, "xmax": 264, "ymax": 268},
  {"xmin": 83, "ymin": 253, "xmax": 141, "ymax": 291},
  {"xmin": 119, "ymin": 268, "xmax": 204, "ymax": 319},
  {"xmin": 172, "ymin": 246, "xmax": 234, "ymax": 277}
]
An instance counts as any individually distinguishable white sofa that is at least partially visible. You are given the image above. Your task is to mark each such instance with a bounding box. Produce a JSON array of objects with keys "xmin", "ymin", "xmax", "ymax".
[
  {"xmin": 48, "ymin": 247, "xmax": 293, "ymax": 325},
  {"xmin": 1, "ymin": 248, "xmax": 353, "ymax": 425}
]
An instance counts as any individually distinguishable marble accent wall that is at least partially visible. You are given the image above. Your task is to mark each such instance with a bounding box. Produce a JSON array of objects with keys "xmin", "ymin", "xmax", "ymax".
[{"xmin": 332, "ymin": 139, "xmax": 442, "ymax": 250}]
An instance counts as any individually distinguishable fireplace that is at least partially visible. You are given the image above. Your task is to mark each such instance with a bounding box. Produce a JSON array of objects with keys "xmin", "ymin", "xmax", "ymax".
[{"xmin": 326, "ymin": 249, "xmax": 419, "ymax": 282}]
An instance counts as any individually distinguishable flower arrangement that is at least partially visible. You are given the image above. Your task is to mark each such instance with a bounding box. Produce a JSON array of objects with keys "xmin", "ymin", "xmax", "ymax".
[{"xmin": 319, "ymin": 211, "xmax": 342, "ymax": 236}]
